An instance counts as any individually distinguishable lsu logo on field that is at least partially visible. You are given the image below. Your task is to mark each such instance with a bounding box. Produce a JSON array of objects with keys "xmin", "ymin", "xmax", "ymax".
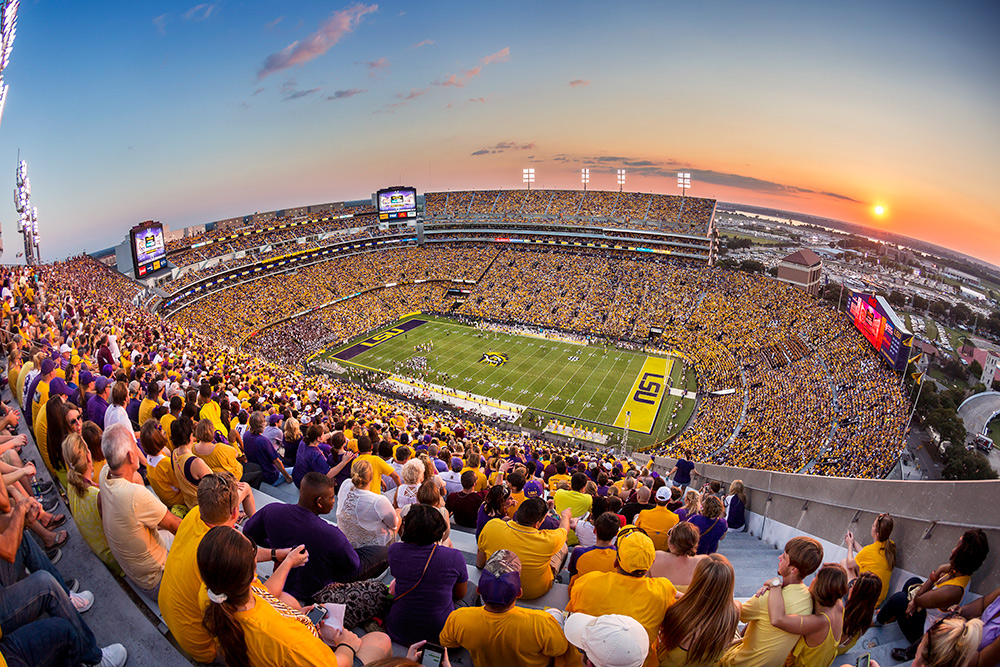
[
  {"xmin": 360, "ymin": 328, "xmax": 406, "ymax": 347},
  {"xmin": 479, "ymin": 352, "xmax": 508, "ymax": 367},
  {"xmin": 614, "ymin": 356, "xmax": 672, "ymax": 434}
]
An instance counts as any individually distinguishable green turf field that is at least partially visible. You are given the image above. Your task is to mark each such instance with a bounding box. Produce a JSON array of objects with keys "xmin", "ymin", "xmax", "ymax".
[{"xmin": 321, "ymin": 316, "xmax": 696, "ymax": 448}]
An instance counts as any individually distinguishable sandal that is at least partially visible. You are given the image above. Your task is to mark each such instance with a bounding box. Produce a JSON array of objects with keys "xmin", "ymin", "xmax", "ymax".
[
  {"xmin": 42, "ymin": 513, "xmax": 66, "ymax": 529},
  {"xmin": 44, "ymin": 530, "xmax": 68, "ymax": 549}
]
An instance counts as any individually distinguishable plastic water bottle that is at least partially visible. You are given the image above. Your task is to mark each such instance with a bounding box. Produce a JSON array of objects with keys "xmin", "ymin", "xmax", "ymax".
[{"xmin": 30, "ymin": 476, "xmax": 43, "ymax": 501}]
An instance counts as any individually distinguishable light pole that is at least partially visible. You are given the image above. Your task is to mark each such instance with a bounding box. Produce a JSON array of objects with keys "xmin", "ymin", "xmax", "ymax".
[
  {"xmin": 617, "ymin": 169, "xmax": 625, "ymax": 193},
  {"xmin": 677, "ymin": 172, "xmax": 690, "ymax": 197},
  {"xmin": 581, "ymin": 168, "xmax": 590, "ymax": 191},
  {"xmin": 14, "ymin": 159, "xmax": 39, "ymax": 264},
  {"xmin": 522, "ymin": 168, "xmax": 535, "ymax": 191}
]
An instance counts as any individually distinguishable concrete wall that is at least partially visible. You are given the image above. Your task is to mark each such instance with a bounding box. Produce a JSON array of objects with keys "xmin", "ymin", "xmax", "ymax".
[{"xmin": 636, "ymin": 454, "xmax": 1000, "ymax": 596}]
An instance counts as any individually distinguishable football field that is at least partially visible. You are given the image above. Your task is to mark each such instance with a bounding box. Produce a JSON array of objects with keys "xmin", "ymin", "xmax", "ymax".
[{"xmin": 321, "ymin": 316, "xmax": 695, "ymax": 446}]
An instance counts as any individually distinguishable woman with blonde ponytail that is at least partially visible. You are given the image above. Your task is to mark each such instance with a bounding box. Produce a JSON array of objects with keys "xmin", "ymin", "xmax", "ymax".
[
  {"xmin": 843, "ymin": 513, "xmax": 896, "ymax": 606},
  {"xmin": 912, "ymin": 615, "xmax": 984, "ymax": 667},
  {"xmin": 62, "ymin": 432, "xmax": 122, "ymax": 574},
  {"xmin": 197, "ymin": 525, "xmax": 390, "ymax": 667}
]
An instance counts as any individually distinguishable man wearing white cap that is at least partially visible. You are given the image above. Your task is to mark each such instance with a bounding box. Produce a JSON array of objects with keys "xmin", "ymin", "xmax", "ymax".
[{"xmin": 564, "ymin": 613, "xmax": 649, "ymax": 667}]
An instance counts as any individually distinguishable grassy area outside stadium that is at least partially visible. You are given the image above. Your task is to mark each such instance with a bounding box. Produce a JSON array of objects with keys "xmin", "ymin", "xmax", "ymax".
[{"xmin": 316, "ymin": 314, "xmax": 697, "ymax": 449}]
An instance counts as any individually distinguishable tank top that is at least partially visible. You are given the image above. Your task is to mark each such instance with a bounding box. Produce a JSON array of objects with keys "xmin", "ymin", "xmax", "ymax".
[
  {"xmin": 171, "ymin": 449, "xmax": 201, "ymax": 509},
  {"xmin": 784, "ymin": 612, "xmax": 838, "ymax": 667},
  {"xmin": 924, "ymin": 574, "xmax": 972, "ymax": 631}
]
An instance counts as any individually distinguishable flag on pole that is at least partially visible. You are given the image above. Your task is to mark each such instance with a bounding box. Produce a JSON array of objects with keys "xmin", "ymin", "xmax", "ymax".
[
  {"xmin": 911, "ymin": 372, "xmax": 924, "ymax": 384},
  {"xmin": 903, "ymin": 336, "xmax": 914, "ymax": 347},
  {"xmin": 910, "ymin": 352, "xmax": 922, "ymax": 364}
]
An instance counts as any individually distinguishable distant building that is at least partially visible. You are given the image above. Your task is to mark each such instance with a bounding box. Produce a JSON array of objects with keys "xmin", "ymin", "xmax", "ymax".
[
  {"xmin": 776, "ymin": 248, "xmax": 823, "ymax": 296},
  {"xmin": 982, "ymin": 352, "xmax": 1000, "ymax": 388},
  {"xmin": 942, "ymin": 266, "xmax": 981, "ymax": 286}
]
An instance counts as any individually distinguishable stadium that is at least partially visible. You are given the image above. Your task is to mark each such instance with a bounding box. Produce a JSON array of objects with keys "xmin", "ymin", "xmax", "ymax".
[{"xmin": 0, "ymin": 2, "xmax": 997, "ymax": 667}]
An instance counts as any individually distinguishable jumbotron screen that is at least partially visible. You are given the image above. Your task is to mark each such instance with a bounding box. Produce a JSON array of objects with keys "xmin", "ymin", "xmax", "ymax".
[
  {"xmin": 845, "ymin": 289, "xmax": 912, "ymax": 371},
  {"xmin": 376, "ymin": 186, "xmax": 417, "ymax": 220},
  {"xmin": 130, "ymin": 221, "xmax": 166, "ymax": 277}
]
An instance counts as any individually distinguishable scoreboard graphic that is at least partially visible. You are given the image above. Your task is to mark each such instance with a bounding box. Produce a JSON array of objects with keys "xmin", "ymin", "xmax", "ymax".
[
  {"xmin": 129, "ymin": 221, "xmax": 167, "ymax": 277},
  {"xmin": 376, "ymin": 186, "xmax": 417, "ymax": 220},
  {"xmin": 845, "ymin": 289, "xmax": 912, "ymax": 372}
]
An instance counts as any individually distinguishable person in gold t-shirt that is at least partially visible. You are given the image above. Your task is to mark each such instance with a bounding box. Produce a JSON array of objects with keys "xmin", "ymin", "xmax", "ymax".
[
  {"xmin": 197, "ymin": 525, "xmax": 391, "ymax": 667},
  {"xmin": 719, "ymin": 536, "xmax": 822, "ymax": 667}
]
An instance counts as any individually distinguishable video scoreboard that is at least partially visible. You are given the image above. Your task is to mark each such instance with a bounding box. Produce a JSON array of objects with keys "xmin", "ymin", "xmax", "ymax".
[
  {"xmin": 376, "ymin": 186, "xmax": 417, "ymax": 221},
  {"xmin": 129, "ymin": 220, "xmax": 167, "ymax": 277},
  {"xmin": 845, "ymin": 288, "xmax": 913, "ymax": 372}
]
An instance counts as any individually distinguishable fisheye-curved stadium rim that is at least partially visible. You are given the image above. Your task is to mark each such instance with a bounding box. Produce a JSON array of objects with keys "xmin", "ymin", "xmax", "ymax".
[{"xmin": 147, "ymin": 190, "xmax": 913, "ymax": 482}]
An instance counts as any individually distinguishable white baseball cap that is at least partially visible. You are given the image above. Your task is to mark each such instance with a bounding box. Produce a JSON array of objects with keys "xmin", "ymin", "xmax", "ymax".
[
  {"xmin": 564, "ymin": 613, "xmax": 649, "ymax": 667},
  {"xmin": 655, "ymin": 486, "xmax": 672, "ymax": 502}
]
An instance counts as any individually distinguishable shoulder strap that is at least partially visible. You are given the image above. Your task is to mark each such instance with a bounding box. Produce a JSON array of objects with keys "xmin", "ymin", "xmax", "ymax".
[{"xmin": 393, "ymin": 544, "xmax": 438, "ymax": 602}]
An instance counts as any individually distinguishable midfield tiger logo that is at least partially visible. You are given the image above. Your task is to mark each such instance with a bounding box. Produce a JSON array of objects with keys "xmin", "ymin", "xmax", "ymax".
[{"xmin": 479, "ymin": 352, "xmax": 508, "ymax": 367}]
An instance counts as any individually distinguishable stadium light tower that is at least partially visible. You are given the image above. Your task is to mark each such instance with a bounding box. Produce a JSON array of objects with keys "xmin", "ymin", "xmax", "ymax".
[
  {"xmin": 581, "ymin": 168, "xmax": 590, "ymax": 191},
  {"xmin": 677, "ymin": 172, "xmax": 691, "ymax": 197},
  {"xmin": 522, "ymin": 167, "xmax": 535, "ymax": 190},
  {"xmin": 0, "ymin": 0, "xmax": 21, "ymax": 260},
  {"xmin": 617, "ymin": 169, "xmax": 626, "ymax": 192},
  {"xmin": 14, "ymin": 158, "xmax": 40, "ymax": 265}
]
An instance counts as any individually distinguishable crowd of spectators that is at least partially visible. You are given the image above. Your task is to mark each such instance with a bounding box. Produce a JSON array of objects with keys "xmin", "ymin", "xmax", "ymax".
[
  {"xmin": 0, "ymin": 257, "xmax": 995, "ymax": 667},
  {"xmin": 425, "ymin": 189, "xmax": 715, "ymax": 232},
  {"xmin": 165, "ymin": 240, "xmax": 908, "ymax": 477}
]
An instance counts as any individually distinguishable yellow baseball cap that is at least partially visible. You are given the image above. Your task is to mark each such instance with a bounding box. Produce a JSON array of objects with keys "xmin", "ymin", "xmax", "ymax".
[{"xmin": 616, "ymin": 526, "xmax": 655, "ymax": 574}]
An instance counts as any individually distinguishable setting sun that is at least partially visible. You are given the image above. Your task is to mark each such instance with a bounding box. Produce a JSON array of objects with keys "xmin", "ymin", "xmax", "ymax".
[{"xmin": 874, "ymin": 205, "xmax": 886, "ymax": 216}]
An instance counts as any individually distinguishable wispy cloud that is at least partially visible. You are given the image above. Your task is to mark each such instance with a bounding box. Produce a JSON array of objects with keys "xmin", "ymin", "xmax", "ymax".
[
  {"xmin": 183, "ymin": 3, "xmax": 218, "ymax": 22},
  {"xmin": 326, "ymin": 88, "xmax": 367, "ymax": 100},
  {"xmin": 385, "ymin": 87, "xmax": 428, "ymax": 110},
  {"xmin": 569, "ymin": 79, "xmax": 590, "ymax": 87},
  {"xmin": 252, "ymin": 87, "xmax": 266, "ymax": 96},
  {"xmin": 153, "ymin": 14, "xmax": 168, "ymax": 34},
  {"xmin": 434, "ymin": 46, "xmax": 509, "ymax": 88},
  {"xmin": 257, "ymin": 3, "xmax": 378, "ymax": 81},
  {"xmin": 412, "ymin": 39, "xmax": 434, "ymax": 48},
  {"xmin": 471, "ymin": 140, "xmax": 535, "ymax": 156},
  {"xmin": 359, "ymin": 56, "xmax": 389, "ymax": 77},
  {"xmin": 280, "ymin": 79, "xmax": 321, "ymax": 101},
  {"xmin": 556, "ymin": 153, "xmax": 860, "ymax": 202},
  {"xmin": 265, "ymin": 16, "xmax": 284, "ymax": 31}
]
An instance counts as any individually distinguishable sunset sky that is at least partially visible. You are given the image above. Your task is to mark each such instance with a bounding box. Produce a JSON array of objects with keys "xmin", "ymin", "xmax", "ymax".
[{"xmin": 1, "ymin": 0, "xmax": 997, "ymax": 264}]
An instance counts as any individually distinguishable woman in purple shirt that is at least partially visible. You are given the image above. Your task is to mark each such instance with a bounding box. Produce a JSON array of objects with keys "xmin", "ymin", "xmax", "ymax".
[
  {"xmin": 385, "ymin": 505, "xmax": 469, "ymax": 647},
  {"xmin": 688, "ymin": 495, "xmax": 728, "ymax": 555}
]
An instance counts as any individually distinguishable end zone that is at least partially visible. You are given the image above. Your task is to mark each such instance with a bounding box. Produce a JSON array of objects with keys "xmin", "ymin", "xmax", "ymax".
[{"xmin": 613, "ymin": 356, "xmax": 672, "ymax": 434}]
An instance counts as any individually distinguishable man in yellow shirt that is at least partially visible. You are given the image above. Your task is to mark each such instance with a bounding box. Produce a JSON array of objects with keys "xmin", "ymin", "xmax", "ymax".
[
  {"xmin": 159, "ymin": 472, "xmax": 300, "ymax": 662},
  {"xmin": 137, "ymin": 380, "xmax": 162, "ymax": 429},
  {"xmin": 441, "ymin": 550, "xmax": 569, "ymax": 667},
  {"xmin": 719, "ymin": 536, "xmax": 822, "ymax": 667},
  {"xmin": 477, "ymin": 498, "xmax": 571, "ymax": 600},
  {"xmin": 160, "ymin": 396, "xmax": 182, "ymax": 446},
  {"xmin": 461, "ymin": 452, "xmax": 488, "ymax": 493},
  {"xmin": 30, "ymin": 359, "xmax": 57, "ymax": 425},
  {"xmin": 567, "ymin": 526, "xmax": 676, "ymax": 667},
  {"xmin": 547, "ymin": 461, "xmax": 571, "ymax": 493},
  {"xmin": 553, "ymin": 473, "xmax": 593, "ymax": 546},
  {"xmin": 634, "ymin": 487, "xmax": 680, "ymax": 551},
  {"xmin": 356, "ymin": 435, "xmax": 398, "ymax": 494}
]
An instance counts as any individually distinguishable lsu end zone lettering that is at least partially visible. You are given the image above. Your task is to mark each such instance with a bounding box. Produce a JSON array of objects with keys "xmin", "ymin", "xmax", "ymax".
[
  {"xmin": 333, "ymin": 319, "xmax": 428, "ymax": 361},
  {"xmin": 614, "ymin": 356, "xmax": 672, "ymax": 434}
]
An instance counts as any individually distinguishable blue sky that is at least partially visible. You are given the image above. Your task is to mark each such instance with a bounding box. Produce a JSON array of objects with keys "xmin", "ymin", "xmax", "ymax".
[{"xmin": 1, "ymin": 0, "xmax": 998, "ymax": 263}]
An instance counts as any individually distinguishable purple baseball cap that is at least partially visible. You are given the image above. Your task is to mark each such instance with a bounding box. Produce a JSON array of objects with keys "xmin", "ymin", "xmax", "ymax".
[
  {"xmin": 79, "ymin": 371, "xmax": 94, "ymax": 387},
  {"xmin": 94, "ymin": 376, "xmax": 111, "ymax": 392},
  {"xmin": 523, "ymin": 480, "xmax": 545, "ymax": 499},
  {"xmin": 450, "ymin": 457, "xmax": 464, "ymax": 472},
  {"xmin": 49, "ymin": 377, "xmax": 73, "ymax": 397},
  {"xmin": 40, "ymin": 358, "xmax": 55, "ymax": 375},
  {"xmin": 477, "ymin": 550, "xmax": 521, "ymax": 606}
]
